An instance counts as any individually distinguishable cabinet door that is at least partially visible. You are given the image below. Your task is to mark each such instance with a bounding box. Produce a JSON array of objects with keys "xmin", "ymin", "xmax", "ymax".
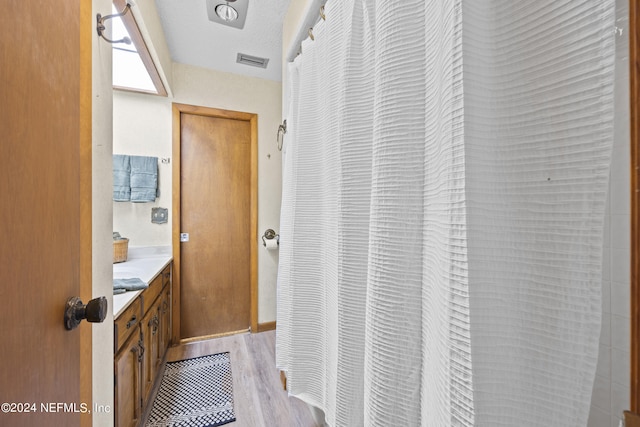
[
  {"xmin": 159, "ymin": 285, "xmax": 171, "ymax": 356},
  {"xmin": 141, "ymin": 299, "xmax": 161, "ymax": 403},
  {"xmin": 115, "ymin": 331, "xmax": 142, "ymax": 427}
]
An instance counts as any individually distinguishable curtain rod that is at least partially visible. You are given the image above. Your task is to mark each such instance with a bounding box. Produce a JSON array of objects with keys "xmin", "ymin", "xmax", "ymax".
[{"xmin": 285, "ymin": 0, "xmax": 327, "ymax": 62}]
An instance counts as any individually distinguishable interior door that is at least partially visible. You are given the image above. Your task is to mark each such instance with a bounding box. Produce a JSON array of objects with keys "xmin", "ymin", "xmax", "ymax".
[
  {"xmin": 177, "ymin": 107, "xmax": 257, "ymax": 340},
  {"xmin": 0, "ymin": 1, "xmax": 92, "ymax": 426}
]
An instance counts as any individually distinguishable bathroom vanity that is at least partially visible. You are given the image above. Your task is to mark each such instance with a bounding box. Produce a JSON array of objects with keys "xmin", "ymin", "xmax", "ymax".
[{"xmin": 113, "ymin": 249, "xmax": 172, "ymax": 427}]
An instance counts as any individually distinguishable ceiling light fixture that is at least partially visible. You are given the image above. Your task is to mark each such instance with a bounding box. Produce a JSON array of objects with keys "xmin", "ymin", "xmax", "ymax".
[
  {"xmin": 215, "ymin": 1, "xmax": 238, "ymax": 22},
  {"xmin": 206, "ymin": 0, "xmax": 247, "ymax": 29}
]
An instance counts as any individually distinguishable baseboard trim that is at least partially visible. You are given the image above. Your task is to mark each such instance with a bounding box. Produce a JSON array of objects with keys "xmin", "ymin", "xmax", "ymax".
[
  {"xmin": 177, "ymin": 322, "xmax": 275, "ymax": 343},
  {"xmin": 179, "ymin": 328, "xmax": 249, "ymax": 344},
  {"xmin": 257, "ymin": 321, "xmax": 276, "ymax": 332}
]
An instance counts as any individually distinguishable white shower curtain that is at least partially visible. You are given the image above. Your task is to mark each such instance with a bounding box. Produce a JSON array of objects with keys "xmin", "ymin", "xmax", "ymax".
[{"xmin": 277, "ymin": 1, "xmax": 615, "ymax": 426}]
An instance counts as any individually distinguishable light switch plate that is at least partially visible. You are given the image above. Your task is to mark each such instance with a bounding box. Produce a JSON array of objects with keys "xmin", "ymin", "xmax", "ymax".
[{"xmin": 151, "ymin": 207, "xmax": 168, "ymax": 224}]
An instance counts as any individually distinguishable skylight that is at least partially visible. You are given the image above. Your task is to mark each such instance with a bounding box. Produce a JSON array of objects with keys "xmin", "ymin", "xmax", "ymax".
[{"xmin": 110, "ymin": 4, "xmax": 166, "ymax": 96}]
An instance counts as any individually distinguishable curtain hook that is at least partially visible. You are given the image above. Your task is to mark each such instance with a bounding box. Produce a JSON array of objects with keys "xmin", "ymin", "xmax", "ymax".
[
  {"xmin": 308, "ymin": 27, "xmax": 315, "ymax": 41},
  {"xmin": 320, "ymin": 5, "xmax": 326, "ymax": 21},
  {"xmin": 97, "ymin": 3, "xmax": 133, "ymax": 45}
]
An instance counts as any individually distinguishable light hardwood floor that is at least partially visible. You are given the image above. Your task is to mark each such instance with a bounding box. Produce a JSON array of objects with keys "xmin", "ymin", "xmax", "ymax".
[{"xmin": 161, "ymin": 331, "xmax": 320, "ymax": 427}]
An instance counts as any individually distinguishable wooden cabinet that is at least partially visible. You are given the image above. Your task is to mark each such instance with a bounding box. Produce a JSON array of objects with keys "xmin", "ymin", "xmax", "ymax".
[
  {"xmin": 159, "ymin": 285, "xmax": 171, "ymax": 361},
  {"xmin": 114, "ymin": 298, "xmax": 141, "ymax": 353},
  {"xmin": 115, "ymin": 331, "xmax": 142, "ymax": 427},
  {"xmin": 141, "ymin": 296, "xmax": 161, "ymax": 403},
  {"xmin": 114, "ymin": 262, "xmax": 172, "ymax": 427}
]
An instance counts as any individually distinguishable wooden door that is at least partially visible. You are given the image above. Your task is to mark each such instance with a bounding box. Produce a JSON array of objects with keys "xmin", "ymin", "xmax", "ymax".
[
  {"xmin": 0, "ymin": 1, "xmax": 92, "ymax": 426},
  {"xmin": 173, "ymin": 105, "xmax": 258, "ymax": 341}
]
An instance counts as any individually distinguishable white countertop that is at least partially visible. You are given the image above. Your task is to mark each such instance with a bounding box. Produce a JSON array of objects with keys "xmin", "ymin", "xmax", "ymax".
[{"xmin": 113, "ymin": 246, "xmax": 172, "ymax": 318}]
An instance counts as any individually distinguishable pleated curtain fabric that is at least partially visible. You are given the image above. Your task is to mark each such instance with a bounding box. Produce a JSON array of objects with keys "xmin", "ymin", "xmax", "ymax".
[
  {"xmin": 462, "ymin": 2, "xmax": 615, "ymax": 425},
  {"xmin": 276, "ymin": 0, "xmax": 616, "ymax": 426}
]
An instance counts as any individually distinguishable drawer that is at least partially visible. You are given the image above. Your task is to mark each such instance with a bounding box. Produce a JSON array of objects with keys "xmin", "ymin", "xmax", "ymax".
[
  {"xmin": 114, "ymin": 298, "xmax": 142, "ymax": 354},
  {"xmin": 141, "ymin": 274, "xmax": 163, "ymax": 316}
]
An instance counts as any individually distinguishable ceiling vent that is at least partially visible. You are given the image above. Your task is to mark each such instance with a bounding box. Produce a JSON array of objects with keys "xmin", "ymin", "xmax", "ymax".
[{"xmin": 236, "ymin": 53, "xmax": 269, "ymax": 69}]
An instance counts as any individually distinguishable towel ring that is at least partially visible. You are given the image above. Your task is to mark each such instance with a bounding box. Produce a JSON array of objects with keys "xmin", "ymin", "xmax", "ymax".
[{"xmin": 277, "ymin": 119, "xmax": 287, "ymax": 151}]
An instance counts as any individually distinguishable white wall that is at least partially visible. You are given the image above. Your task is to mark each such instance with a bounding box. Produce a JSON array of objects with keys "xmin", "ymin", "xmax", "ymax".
[
  {"xmin": 113, "ymin": 92, "xmax": 172, "ymax": 247},
  {"xmin": 281, "ymin": 0, "xmax": 313, "ymax": 112},
  {"xmin": 588, "ymin": 0, "xmax": 630, "ymax": 425},
  {"xmin": 282, "ymin": 0, "xmax": 313, "ymax": 63},
  {"xmin": 113, "ymin": 63, "xmax": 283, "ymax": 324},
  {"xmin": 92, "ymin": 0, "xmax": 114, "ymax": 425},
  {"xmin": 112, "ymin": 0, "xmax": 173, "ymax": 248}
]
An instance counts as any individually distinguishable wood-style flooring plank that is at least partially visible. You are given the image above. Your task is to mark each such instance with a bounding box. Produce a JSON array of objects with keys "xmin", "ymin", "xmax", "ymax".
[
  {"xmin": 244, "ymin": 332, "xmax": 319, "ymax": 427},
  {"xmin": 163, "ymin": 331, "xmax": 320, "ymax": 427}
]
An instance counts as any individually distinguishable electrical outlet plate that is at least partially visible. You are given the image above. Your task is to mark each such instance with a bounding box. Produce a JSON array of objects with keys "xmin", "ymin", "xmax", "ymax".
[{"xmin": 151, "ymin": 207, "xmax": 168, "ymax": 224}]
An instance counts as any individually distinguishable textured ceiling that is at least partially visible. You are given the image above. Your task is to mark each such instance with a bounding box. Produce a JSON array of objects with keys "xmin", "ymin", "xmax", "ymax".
[{"xmin": 155, "ymin": 0, "xmax": 291, "ymax": 82}]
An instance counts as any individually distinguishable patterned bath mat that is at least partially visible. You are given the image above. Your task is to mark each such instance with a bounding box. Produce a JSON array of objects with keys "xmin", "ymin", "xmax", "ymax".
[{"xmin": 146, "ymin": 352, "xmax": 236, "ymax": 427}]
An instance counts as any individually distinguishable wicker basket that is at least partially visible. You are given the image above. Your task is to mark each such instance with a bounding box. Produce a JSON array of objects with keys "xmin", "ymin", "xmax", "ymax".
[{"xmin": 113, "ymin": 238, "xmax": 129, "ymax": 263}]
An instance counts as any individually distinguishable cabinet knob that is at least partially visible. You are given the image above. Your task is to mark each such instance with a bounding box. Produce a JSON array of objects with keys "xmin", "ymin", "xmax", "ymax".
[{"xmin": 64, "ymin": 296, "xmax": 108, "ymax": 330}]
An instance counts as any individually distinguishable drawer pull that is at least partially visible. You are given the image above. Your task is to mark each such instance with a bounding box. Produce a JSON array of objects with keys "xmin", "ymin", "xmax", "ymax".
[{"xmin": 126, "ymin": 315, "xmax": 137, "ymax": 329}]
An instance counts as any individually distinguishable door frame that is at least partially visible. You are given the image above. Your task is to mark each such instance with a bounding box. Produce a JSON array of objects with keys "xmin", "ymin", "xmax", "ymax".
[
  {"xmin": 630, "ymin": 0, "xmax": 640, "ymax": 412},
  {"xmin": 171, "ymin": 103, "xmax": 258, "ymax": 343},
  {"xmin": 80, "ymin": 0, "xmax": 93, "ymax": 424}
]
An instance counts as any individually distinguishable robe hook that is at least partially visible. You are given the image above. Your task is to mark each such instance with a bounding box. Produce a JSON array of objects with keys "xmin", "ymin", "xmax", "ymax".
[{"xmin": 97, "ymin": 3, "xmax": 133, "ymax": 45}]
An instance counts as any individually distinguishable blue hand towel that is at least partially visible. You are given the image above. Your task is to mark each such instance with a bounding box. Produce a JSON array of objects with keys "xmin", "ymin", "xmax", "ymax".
[
  {"xmin": 130, "ymin": 156, "xmax": 158, "ymax": 203},
  {"xmin": 113, "ymin": 278, "xmax": 148, "ymax": 292},
  {"xmin": 113, "ymin": 154, "xmax": 131, "ymax": 201}
]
